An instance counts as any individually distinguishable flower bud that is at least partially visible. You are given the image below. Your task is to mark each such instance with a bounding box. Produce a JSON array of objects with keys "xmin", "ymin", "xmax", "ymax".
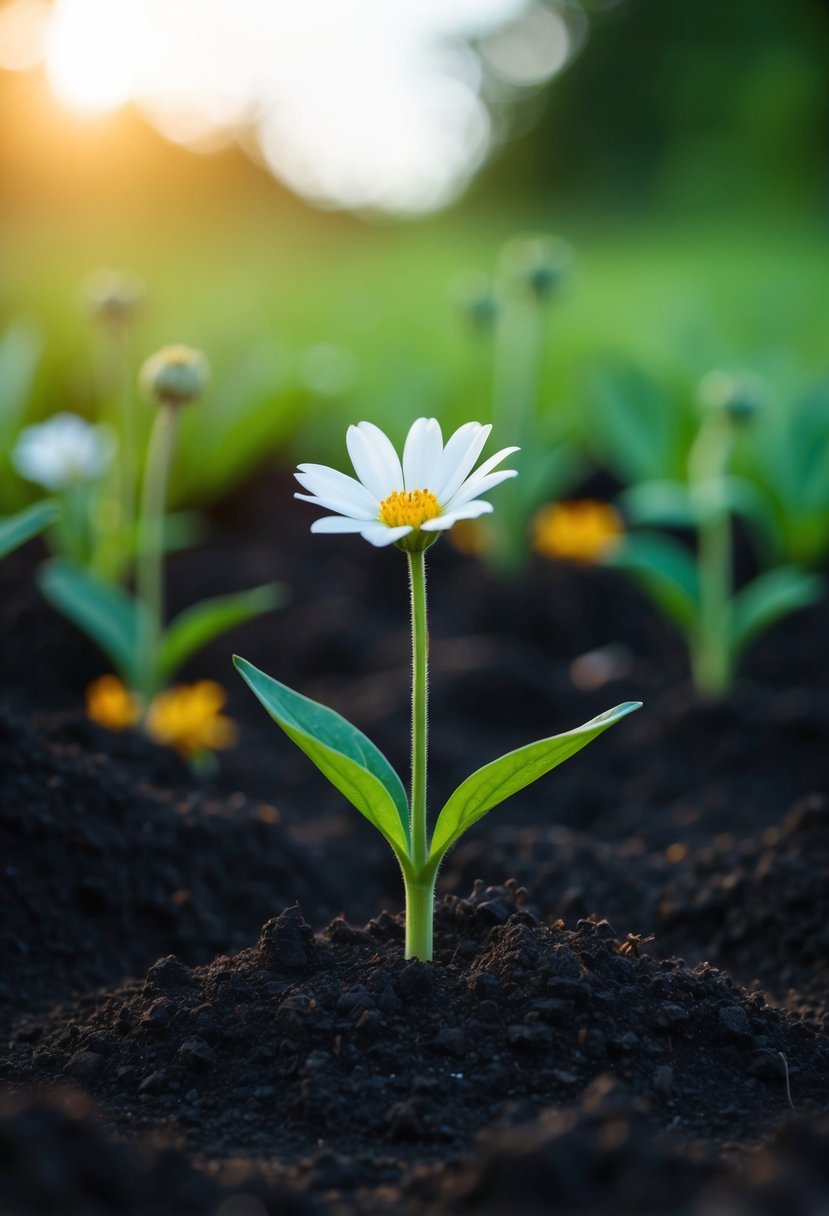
[
  {"xmin": 80, "ymin": 268, "xmax": 145, "ymax": 327},
  {"xmin": 452, "ymin": 270, "xmax": 499, "ymax": 334},
  {"xmin": 699, "ymin": 371, "xmax": 762, "ymax": 426},
  {"xmin": 140, "ymin": 345, "xmax": 209, "ymax": 408},
  {"xmin": 500, "ymin": 234, "xmax": 572, "ymax": 303}
]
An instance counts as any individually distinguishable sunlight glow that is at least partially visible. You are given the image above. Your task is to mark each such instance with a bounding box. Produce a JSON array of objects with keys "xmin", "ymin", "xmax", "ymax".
[
  {"xmin": 26, "ymin": 0, "xmax": 585, "ymax": 212},
  {"xmin": 0, "ymin": 0, "xmax": 50, "ymax": 72},
  {"xmin": 45, "ymin": 0, "xmax": 147, "ymax": 113}
]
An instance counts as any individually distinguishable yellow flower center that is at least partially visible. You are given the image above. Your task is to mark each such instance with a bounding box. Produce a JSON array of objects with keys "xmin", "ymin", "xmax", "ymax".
[
  {"xmin": 532, "ymin": 500, "xmax": 623, "ymax": 564},
  {"xmin": 379, "ymin": 488, "xmax": 441, "ymax": 529}
]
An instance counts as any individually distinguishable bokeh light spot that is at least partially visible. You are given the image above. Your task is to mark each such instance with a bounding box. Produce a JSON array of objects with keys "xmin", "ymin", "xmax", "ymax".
[
  {"xmin": 45, "ymin": 0, "xmax": 147, "ymax": 113},
  {"xmin": 0, "ymin": 0, "xmax": 50, "ymax": 72}
]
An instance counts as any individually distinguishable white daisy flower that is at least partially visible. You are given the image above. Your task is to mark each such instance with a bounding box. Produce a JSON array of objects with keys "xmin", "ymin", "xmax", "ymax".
[
  {"xmin": 12, "ymin": 413, "xmax": 116, "ymax": 492},
  {"xmin": 295, "ymin": 417, "xmax": 518, "ymax": 548}
]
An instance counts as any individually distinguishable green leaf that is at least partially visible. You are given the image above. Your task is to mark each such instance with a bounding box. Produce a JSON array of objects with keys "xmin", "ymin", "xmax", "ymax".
[
  {"xmin": 0, "ymin": 500, "xmax": 60, "ymax": 560},
  {"xmin": 620, "ymin": 480, "xmax": 694, "ymax": 527},
  {"xmin": 160, "ymin": 584, "xmax": 285, "ymax": 680},
  {"xmin": 731, "ymin": 567, "xmax": 824, "ymax": 657},
  {"xmin": 429, "ymin": 702, "xmax": 641, "ymax": 865},
  {"xmin": 150, "ymin": 509, "xmax": 205, "ymax": 555},
  {"xmin": 38, "ymin": 559, "xmax": 144, "ymax": 688},
  {"xmin": 520, "ymin": 440, "xmax": 586, "ymax": 514},
  {"xmin": 0, "ymin": 323, "xmax": 42, "ymax": 451},
  {"xmin": 719, "ymin": 476, "xmax": 781, "ymax": 554},
  {"xmin": 234, "ymin": 656, "xmax": 410, "ymax": 860},
  {"xmin": 607, "ymin": 532, "xmax": 700, "ymax": 633},
  {"xmin": 586, "ymin": 364, "xmax": 692, "ymax": 483}
]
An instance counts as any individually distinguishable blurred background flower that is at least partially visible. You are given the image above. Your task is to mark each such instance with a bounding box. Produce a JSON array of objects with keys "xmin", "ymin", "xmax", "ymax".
[{"xmin": 12, "ymin": 412, "xmax": 115, "ymax": 489}]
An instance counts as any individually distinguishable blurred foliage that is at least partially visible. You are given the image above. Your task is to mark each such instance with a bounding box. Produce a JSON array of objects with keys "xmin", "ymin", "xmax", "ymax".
[
  {"xmin": 0, "ymin": 0, "xmax": 827, "ymax": 570},
  {"xmin": 487, "ymin": 0, "xmax": 829, "ymax": 216}
]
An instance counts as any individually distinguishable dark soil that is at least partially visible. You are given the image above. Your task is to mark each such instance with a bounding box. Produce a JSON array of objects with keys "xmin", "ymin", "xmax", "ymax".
[
  {"xmin": 4, "ymin": 891, "xmax": 828, "ymax": 1214},
  {"xmin": 442, "ymin": 791, "xmax": 829, "ymax": 1017},
  {"xmin": 2, "ymin": 468, "xmax": 828, "ymax": 1213},
  {"xmin": 0, "ymin": 705, "xmax": 360, "ymax": 1036}
]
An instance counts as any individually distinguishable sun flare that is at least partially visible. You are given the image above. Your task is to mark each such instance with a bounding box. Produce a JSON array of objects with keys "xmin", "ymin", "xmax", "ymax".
[
  {"xmin": 9, "ymin": 0, "xmax": 582, "ymax": 211},
  {"xmin": 44, "ymin": 0, "xmax": 146, "ymax": 113}
]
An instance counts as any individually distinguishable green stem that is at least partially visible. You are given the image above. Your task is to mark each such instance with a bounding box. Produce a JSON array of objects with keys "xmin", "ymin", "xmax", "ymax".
[
  {"xmin": 407, "ymin": 548, "xmax": 429, "ymax": 870},
  {"xmin": 404, "ymin": 874, "xmax": 437, "ymax": 961},
  {"xmin": 490, "ymin": 296, "xmax": 542, "ymax": 577},
  {"xmin": 115, "ymin": 326, "xmax": 137, "ymax": 567},
  {"xmin": 137, "ymin": 404, "xmax": 176, "ymax": 708},
  {"xmin": 693, "ymin": 505, "xmax": 733, "ymax": 697},
  {"xmin": 91, "ymin": 325, "xmax": 136, "ymax": 581},
  {"xmin": 61, "ymin": 481, "xmax": 91, "ymax": 564},
  {"xmin": 688, "ymin": 415, "xmax": 735, "ymax": 698},
  {"xmin": 405, "ymin": 548, "xmax": 433, "ymax": 960}
]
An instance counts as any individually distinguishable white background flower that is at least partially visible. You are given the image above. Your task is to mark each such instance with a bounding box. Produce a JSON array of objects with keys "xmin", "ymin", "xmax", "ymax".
[
  {"xmin": 12, "ymin": 412, "xmax": 116, "ymax": 491},
  {"xmin": 295, "ymin": 417, "xmax": 518, "ymax": 546}
]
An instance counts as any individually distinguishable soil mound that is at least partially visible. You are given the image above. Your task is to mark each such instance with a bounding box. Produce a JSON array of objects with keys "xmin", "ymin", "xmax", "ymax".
[{"xmin": 5, "ymin": 887, "xmax": 826, "ymax": 1208}]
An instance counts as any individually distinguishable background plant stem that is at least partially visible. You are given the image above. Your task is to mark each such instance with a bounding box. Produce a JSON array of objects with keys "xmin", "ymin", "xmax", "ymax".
[
  {"xmin": 693, "ymin": 505, "xmax": 733, "ymax": 696},
  {"xmin": 689, "ymin": 414, "xmax": 735, "ymax": 697},
  {"xmin": 137, "ymin": 403, "xmax": 176, "ymax": 709},
  {"xmin": 489, "ymin": 295, "xmax": 543, "ymax": 577}
]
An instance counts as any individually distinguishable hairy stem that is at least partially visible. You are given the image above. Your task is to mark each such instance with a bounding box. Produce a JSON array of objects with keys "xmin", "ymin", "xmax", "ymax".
[
  {"xmin": 404, "ymin": 874, "xmax": 437, "ymax": 962},
  {"xmin": 405, "ymin": 548, "xmax": 432, "ymax": 959}
]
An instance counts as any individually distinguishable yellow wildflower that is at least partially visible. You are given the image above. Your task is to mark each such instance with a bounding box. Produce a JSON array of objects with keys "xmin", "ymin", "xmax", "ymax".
[
  {"xmin": 146, "ymin": 681, "xmax": 238, "ymax": 759},
  {"xmin": 532, "ymin": 500, "xmax": 623, "ymax": 564},
  {"xmin": 86, "ymin": 675, "xmax": 141, "ymax": 731}
]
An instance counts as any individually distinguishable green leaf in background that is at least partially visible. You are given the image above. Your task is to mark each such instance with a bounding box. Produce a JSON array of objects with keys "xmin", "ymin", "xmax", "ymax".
[
  {"xmin": 157, "ymin": 510, "xmax": 205, "ymax": 554},
  {"xmin": 234, "ymin": 656, "xmax": 410, "ymax": 860},
  {"xmin": 160, "ymin": 583, "xmax": 285, "ymax": 680},
  {"xmin": 0, "ymin": 500, "xmax": 60, "ymax": 560},
  {"xmin": 731, "ymin": 567, "xmax": 824, "ymax": 657},
  {"xmin": 739, "ymin": 388, "xmax": 829, "ymax": 566},
  {"xmin": 177, "ymin": 343, "xmax": 295, "ymax": 503},
  {"xmin": 38, "ymin": 559, "xmax": 145, "ymax": 688},
  {"xmin": 719, "ymin": 475, "xmax": 782, "ymax": 557},
  {"xmin": 520, "ymin": 439, "xmax": 587, "ymax": 516},
  {"xmin": 586, "ymin": 363, "xmax": 692, "ymax": 484},
  {"xmin": 0, "ymin": 323, "xmax": 42, "ymax": 450},
  {"xmin": 429, "ymin": 701, "xmax": 641, "ymax": 864},
  {"xmin": 608, "ymin": 532, "xmax": 700, "ymax": 633},
  {"xmin": 620, "ymin": 480, "xmax": 695, "ymax": 528}
]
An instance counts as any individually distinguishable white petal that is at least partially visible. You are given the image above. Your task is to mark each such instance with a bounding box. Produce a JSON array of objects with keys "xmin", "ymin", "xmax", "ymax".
[
  {"xmin": 295, "ymin": 464, "xmax": 378, "ymax": 519},
  {"xmin": 444, "ymin": 446, "xmax": 520, "ymax": 510},
  {"xmin": 445, "ymin": 468, "xmax": 518, "ymax": 511},
  {"xmin": 310, "ymin": 516, "xmax": 373, "ymax": 533},
  {"xmin": 434, "ymin": 422, "xmax": 491, "ymax": 502},
  {"xmin": 346, "ymin": 422, "xmax": 403, "ymax": 500},
  {"xmin": 402, "ymin": 417, "xmax": 443, "ymax": 491},
  {"xmin": 295, "ymin": 493, "xmax": 377, "ymax": 525},
  {"xmin": 359, "ymin": 523, "xmax": 412, "ymax": 547},
  {"xmin": 420, "ymin": 501, "xmax": 494, "ymax": 531}
]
